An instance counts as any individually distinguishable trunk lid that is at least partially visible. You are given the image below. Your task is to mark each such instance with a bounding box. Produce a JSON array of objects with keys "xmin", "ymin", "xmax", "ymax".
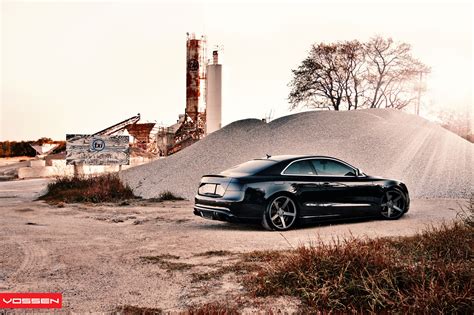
[{"xmin": 198, "ymin": 175, "xmax": 233, "ymax": 197}]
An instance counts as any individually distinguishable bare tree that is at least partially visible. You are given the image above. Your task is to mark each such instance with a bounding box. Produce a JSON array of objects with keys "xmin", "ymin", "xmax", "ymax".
[
  {"xmin": 435, "ymin": 109, "xmax": 474, "ymax": 143},
  {"xmin": 363, "ymin": 36, "xmax": 430, "ymax": 109},
  {"xmin": 288, "ymin": 36, "xmax": 429, "ymax": 111},
  {"xmin": 340, "ymin": 41, "xmax": 365, "ymax": 110},
  {"xmin": 288, "ymin": 41, "xmax": 364, "ymax": 111}
]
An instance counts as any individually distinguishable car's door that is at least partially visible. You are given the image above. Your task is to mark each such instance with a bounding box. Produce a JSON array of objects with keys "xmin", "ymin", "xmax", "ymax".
[
  {"xmin": 281, "ymin": 159, "xmax": 342, "ymax": 219},
  {"xmin": 309, "ymin": 158, "xmax": 377, "ymax": 217}
]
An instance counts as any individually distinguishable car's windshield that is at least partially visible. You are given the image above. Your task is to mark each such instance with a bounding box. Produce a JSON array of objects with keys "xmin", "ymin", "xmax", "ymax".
[{"xmin": 220, "ymin": 159, "xmax": 276, "ymax": 176}]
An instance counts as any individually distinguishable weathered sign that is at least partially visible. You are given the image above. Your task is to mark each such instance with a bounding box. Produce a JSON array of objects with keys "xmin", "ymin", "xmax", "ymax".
[{"xmin": 66, "ymin": 135, "xmax": 130, "ymax": 165}]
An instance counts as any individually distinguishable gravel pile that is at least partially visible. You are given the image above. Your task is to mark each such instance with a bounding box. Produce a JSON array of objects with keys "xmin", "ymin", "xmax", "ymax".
[{"xmin": 121, "ymin": 109, "xmax": 473, "ymax": 200}]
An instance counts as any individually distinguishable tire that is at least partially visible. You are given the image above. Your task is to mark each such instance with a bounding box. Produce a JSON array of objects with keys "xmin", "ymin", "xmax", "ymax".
[
  {"xmin": 262, "ymin": 195, "xmax": 298, "ymax": 231},
  {"xmin": 380, "ymin": 188, "xmax": 407, "ymax": 220}
]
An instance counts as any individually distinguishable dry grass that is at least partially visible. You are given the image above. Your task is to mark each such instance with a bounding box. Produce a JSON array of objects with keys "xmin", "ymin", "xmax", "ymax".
[
  {"xmin": 114, "ymin": 305, "xmax": 162, "ymax": 315},
  {"xmin": 39, "ymin": 174, "xmax": 137, "ymax": 203},
  {"xmin": 190, "ymin": 265, "xmax": 243, "ymax": 283},
  {"xmin": 194, "ymin": 250, "xmax": 234, "ymax": 257},
  {"xmin": 458, "ymin": 192, "xmax": 474, "ymax": 228},
  {"xmin": 243, "ymin": 222, "xmax": 473, "ymax": 313},
  {"xmin": 186, "ymin": 301, "xmax": 240, "ymax": 315},
  {"xmin": 158, "ymin": 190, "xmax": 185, "ymax": 201},
  {"xmin": 240, "ymin": 250, "xmax": 284, "ymax": 263},
  {"xmin": 140, "ymin": 254, "xmax": 193, "ymax": 272},
  {"xmin": 190, "ymin": 251, "xmax": 283, "ymax": 283},
  {"xmin": 147, "ymin": 191, "xmax": 185, "ymax": 202}
]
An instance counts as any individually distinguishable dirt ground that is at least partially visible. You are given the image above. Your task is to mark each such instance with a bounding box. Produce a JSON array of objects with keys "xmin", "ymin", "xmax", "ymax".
[{"xmin": 0, "ymin": 179, "xmax": 467, "ymax": 313}]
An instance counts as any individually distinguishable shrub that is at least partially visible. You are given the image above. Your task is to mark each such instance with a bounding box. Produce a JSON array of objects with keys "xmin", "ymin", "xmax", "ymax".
[
  {"xmin": 157, "ymin": 190, "xmax": 184, "ymax": 201},
  {"xmin": 186, "ymin": 301, "xmax": 240, "ymax": 315},
  {"xmin": 39, "ymin": 174, "xmax": 137, "ymax": 203}
]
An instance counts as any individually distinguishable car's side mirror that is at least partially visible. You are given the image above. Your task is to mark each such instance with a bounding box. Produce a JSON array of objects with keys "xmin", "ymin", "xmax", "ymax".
[{"xmin": 355, "ymin": 168, "xmax": 361, "ymax": 177}]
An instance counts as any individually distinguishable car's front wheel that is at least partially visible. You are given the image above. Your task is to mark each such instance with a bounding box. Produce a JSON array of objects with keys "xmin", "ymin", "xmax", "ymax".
[
  {"xmin": 380, "ymin": 188, "xmax": 407, "ymax": 220},
  {"xmin": 262, "ymin": 195, "xmax": 298, "ymax": 231}
]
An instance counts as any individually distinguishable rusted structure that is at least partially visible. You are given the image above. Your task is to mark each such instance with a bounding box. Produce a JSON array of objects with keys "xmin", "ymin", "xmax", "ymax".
[
  {"xmin": 126, "ymin": 123, "xmax": 156, "ymax": 150},
  {"xmin": 91, "ymin": 113, "xmax": 159, "ymax": 156},
  {"xmin": 186, "ymin": 33, "xmax": 207, "ymax": 121},
  {"xmin": 156, "ymin": 33, "xmax": 223, "ymax": 156},
  {"xmin": 156, "ymin": 33, "xmax": 208, "ymax": 156},
  {"xmin": 169, "ymin": 114, "xmax": 206, "ymax": 154},
  {"xmin": 93, "ymin": 113, "xmax": 141, "ymax": 136},
  {"xmin": 65, "ymin": 34, "xmax": 222, "ymax": 158}
]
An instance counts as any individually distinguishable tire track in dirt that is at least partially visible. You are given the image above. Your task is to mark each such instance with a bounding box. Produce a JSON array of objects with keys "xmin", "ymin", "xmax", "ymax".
[{"xmin": 7, "ymin": 238, "xmax": 51, "ymax": 287}]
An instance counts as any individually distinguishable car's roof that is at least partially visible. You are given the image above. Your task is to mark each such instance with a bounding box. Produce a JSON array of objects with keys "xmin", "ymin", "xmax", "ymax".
[{"xmin": 256, "ymin": 155, "xmax": 342, "ymax": 163}]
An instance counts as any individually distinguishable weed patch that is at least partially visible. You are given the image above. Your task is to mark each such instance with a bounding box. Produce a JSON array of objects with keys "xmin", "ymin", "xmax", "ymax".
[
  {"xmin": 186, "ymin": 301, "xmax": 240, "ymax": 315},
  {"xmin": 194, "ymin": 250, "xmax": 234, "ymax": 257},
  {"xmin": 114, "ymin": 305, "xmax": 162, "ymax": 315},
  {"xmin": 39, "ymin": 174, "xmax": 137, "ymax": 203},
  {"xmin": 146, "ymin": 191, "xmax": 185, "ymax": 202},
  {"xmin": 190, "ymin": 251, "xmax": 283, "ymax": 283},
  {"xmin": 140, "ymin": 254, "xmax": 192, "ymax": 272}
]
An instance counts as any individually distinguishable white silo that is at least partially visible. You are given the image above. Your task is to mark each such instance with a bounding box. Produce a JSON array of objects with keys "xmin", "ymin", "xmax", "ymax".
[{"xmin": 206, "ymin": 50, "xmax": 222, "ymax": 134}]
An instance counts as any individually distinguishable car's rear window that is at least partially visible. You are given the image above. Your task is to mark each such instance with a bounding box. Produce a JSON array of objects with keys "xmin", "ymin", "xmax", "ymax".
[
  {"xmin": 220, "ymin": 159, "xmax": 277, "ymax": 176},
  {"xmin": 283, "ymin": 160, "xmax": 316, "ymax": 175},
  {"xmin": 311, "ymin": 159, "xmax": 356, "ymax": 176}
]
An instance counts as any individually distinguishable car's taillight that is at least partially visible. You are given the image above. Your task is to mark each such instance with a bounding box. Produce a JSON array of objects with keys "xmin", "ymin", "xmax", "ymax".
[
  {"xmin": 198, "ymin": 183, "xmax": 225, "ymax": 197},
  {"xmin": 197, "ymin": 177, "xmax": 243, "ymax": 198}
]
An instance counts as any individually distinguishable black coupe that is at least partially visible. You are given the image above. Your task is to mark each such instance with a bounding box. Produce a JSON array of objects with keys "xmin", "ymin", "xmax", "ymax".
[{"xmin": 194, "ymin": 155, "xmax": 410, "ymax": 231}]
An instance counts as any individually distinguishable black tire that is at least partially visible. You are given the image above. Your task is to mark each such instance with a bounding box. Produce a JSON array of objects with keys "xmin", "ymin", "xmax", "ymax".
[
  {"xmin": 262, "ymin": 194, "xmax": 298, "ymax": 231},
  {"xmin": 380, "ymin": 188, "xmax": 407, "ymax": 220}
]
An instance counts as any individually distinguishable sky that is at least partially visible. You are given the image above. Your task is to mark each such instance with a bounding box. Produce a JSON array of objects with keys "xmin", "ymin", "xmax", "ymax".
[{"xmin": 1, "ymin": 0, "xmax": 472, "ymax": 140}]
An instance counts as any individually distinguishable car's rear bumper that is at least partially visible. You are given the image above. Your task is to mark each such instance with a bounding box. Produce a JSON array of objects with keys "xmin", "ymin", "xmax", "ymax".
[
  {"xmin": 194, "ymin": 194, "xmax": 264, "ymax": 223},
  {"xmin": 194, "ymin": 203, "xmax": 239, "ymax": 222}
]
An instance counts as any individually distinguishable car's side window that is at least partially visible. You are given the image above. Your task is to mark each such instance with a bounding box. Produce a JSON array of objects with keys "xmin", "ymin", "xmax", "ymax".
[
  {"xmin": 311, "ymin": 159, "xmax": 356, "ymax": 176},
  {"xmin": 283, "ymin": 160, "xmax": 316, "ymax": 175}
]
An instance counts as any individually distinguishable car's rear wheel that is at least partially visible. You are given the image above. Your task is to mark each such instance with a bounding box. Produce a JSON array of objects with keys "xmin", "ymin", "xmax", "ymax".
[
  {"xmin": 262, "ymin": 195, "xmax": 298, "ymax": 231},
  {"xmin": 380, "ymin": 188, "xmax": 407, "ymax": 220}
]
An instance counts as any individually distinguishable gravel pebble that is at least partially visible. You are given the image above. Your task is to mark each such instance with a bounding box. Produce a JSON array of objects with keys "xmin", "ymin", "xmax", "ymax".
[{"xmin": 121, "ymin": 109, "xmax": 473, "ymax": 200}]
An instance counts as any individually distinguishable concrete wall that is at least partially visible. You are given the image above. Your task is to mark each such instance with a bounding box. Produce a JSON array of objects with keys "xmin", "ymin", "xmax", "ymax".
[
  {"xmin": 18, "ymin": 157, "xmax": 153, "ymax": 179},
  {"xmin": 29, "ymin": 160, "xmax": 46, "ymax": 167}
]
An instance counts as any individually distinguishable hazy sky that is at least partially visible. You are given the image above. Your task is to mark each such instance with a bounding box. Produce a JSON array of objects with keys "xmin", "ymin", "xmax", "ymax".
[{"xmin": 1, "ymin": 0, "xmax": 472, "ymax": 140}]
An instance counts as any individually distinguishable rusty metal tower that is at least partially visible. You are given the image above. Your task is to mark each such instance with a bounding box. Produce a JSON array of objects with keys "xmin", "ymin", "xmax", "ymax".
[{"xmin": 185, "ymin": 33, "xmax": 207, "ymax": 121}]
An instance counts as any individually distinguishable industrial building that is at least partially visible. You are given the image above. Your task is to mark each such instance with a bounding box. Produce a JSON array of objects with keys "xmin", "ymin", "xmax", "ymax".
[
  {"xmin": 156, "ymin": 33, "xmax": 222, "ymax": 155},
  {"xmin": 206, "ymin": 50, "xmax": 222, "ymax": 134},
  {"xmin": 65, "ymin": 33, "xmax": 223, "ymax": 157},
  {"xmin": 15, "ymin": 33, "xmax": 222, "ymax": 179},
  {"xmin": 66, "ymin": 32, "xmax": 223, "ymax": 157}
]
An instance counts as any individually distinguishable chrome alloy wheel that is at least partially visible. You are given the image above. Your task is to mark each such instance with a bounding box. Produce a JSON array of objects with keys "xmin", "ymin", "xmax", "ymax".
[{"xmin": 269, "ymin": 196, "xmax": 297, "ymax": 229}]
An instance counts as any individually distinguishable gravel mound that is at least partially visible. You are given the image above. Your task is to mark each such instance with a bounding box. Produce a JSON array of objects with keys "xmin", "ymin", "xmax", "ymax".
[{"xmin": 121, "ymin": 109, "xmax": 473, "ymax": 200}]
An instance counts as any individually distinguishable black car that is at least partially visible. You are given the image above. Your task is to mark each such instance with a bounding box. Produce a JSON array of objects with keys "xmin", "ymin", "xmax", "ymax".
[{"xmin": 194, "ymin": 155, "xmax": 410, "ymax": 231}]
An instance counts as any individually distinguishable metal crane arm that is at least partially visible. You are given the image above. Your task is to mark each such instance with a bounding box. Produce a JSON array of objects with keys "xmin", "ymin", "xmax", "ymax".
[{"xmin": 93, "ymin": 113, "xmax": 141, "ymax": 136}]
